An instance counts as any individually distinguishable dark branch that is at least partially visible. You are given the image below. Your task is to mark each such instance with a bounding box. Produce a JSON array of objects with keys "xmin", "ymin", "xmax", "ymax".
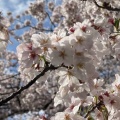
[
  {"xmin": 84, "ymin": 101, "xmax": 103, "ymax": 118},
  {"xmin": 0, "ymin": 64, "xmax": 59, "ymax": 106},
  {"xmin": 93, "ymin": 0, "xmax": 120, "ymax": 12}
]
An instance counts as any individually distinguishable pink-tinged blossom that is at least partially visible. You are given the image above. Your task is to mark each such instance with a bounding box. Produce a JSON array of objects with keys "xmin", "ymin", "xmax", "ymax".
[
  {"xmin": 31, "ymin": 33, "xmax": 51, "ymax": 57},
  {"xmin": 112, "ymin": 74, "xmax": 120, "ymax": 93},
  {"xmin": 95, "ymin": 109, "xmax": 104, "ymax": 120},
  {"xmin": 108, "ymin": 110, "xmax": 120, "ymax": 120},
  {"xmin": 66, "ymin": 96, "xmax": 93, "ymax": 114},
  {"xmin": 31, "ymin": 33, "xmax": 50, "ymax": 48},
  {"xmin": 102, "ymin": 93, "xmax": 120, "ymax": 114},
  {"xmin": 51, "ymin": 29, "xmax": 67, "ymax": 43},
  {"xmin": 48, "ymin": 37, "xmax": 73, "ymax": 66},
  {"xmin": 58, "ymin": 69, "xmax": 79, "ymax": 87},
  {"xmin": 90, "ymin": 78, "xmax": 104, "ymax": 96},
  {"xmin": 17, "ymin": 42, "xmax": 43, "ymax": 68},
  {"xmin": 51, "ymin": 111, "xmax": 85, "ymax": 120}
]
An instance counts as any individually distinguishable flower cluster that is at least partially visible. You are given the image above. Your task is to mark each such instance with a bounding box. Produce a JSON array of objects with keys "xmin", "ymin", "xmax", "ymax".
[
  {"xmin": 2, "ymin": 0, "xmax": 120, "ymax": 119},
  {"xmin": 0, "ymin": 16, "xmax": 10, "ymax": 52},
  {"xmin": 16, "ymin": 17, "xmax": 118, "ymax": 119}
]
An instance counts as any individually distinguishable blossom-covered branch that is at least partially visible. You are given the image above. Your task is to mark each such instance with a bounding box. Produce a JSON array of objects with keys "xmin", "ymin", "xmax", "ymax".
[
  {"xmin": 0, "ymin": 63, "xmax": 58, "ymax": 106},
  {"xmin": 1, "ymin": 0, "xmax": 120, "ymax": 119}
]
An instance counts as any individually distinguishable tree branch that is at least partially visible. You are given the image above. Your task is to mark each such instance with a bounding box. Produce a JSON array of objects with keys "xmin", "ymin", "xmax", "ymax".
[
  {"xmin": 0, "ymin": 64, "xmax": 59, "ymax": 106},
  {"xmin": 93, "ymin": 0, "xmax": 120, "ymax": 12}
]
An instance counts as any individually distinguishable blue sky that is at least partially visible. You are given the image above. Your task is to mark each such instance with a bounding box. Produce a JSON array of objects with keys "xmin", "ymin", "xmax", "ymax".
[
  {"xmin": 0, "ymin": 0, "xmax": 62, "ymax": 15},
  {"xmin": 0, "ymin": 0, "xmax": 34, "ymax": 15}
]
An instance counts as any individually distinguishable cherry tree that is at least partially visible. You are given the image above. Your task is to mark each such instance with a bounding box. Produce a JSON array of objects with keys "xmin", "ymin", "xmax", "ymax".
[{"xmin": 1, "ymin": 0, "xmax": 120, "ymax": 120}]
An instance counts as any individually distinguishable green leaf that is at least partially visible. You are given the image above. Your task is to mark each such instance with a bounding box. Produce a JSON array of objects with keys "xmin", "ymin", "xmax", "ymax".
[
  {"xmin": 114, "ymin": 19, "xmax": 120, "ymax": 31},
  {"xmin": 87, "ymin": 116, "xmax": 94, "ymax": 120}
]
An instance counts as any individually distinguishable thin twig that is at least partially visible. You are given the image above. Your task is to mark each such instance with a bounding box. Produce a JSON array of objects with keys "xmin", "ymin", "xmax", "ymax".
[
  {"xmin": 84, "ymin": 101, "xmax": 103, "ymax": 118},
  {"xmin": 9, "ymin": 25, "xmax": 52, "ymax": 32},
  {"xmin": 0, "ymin": 73, "xmax": 20, "ymax": 82},
  {"xmin": 46, "ymin": 12, "xmax": 56, "ymax": 27}
]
